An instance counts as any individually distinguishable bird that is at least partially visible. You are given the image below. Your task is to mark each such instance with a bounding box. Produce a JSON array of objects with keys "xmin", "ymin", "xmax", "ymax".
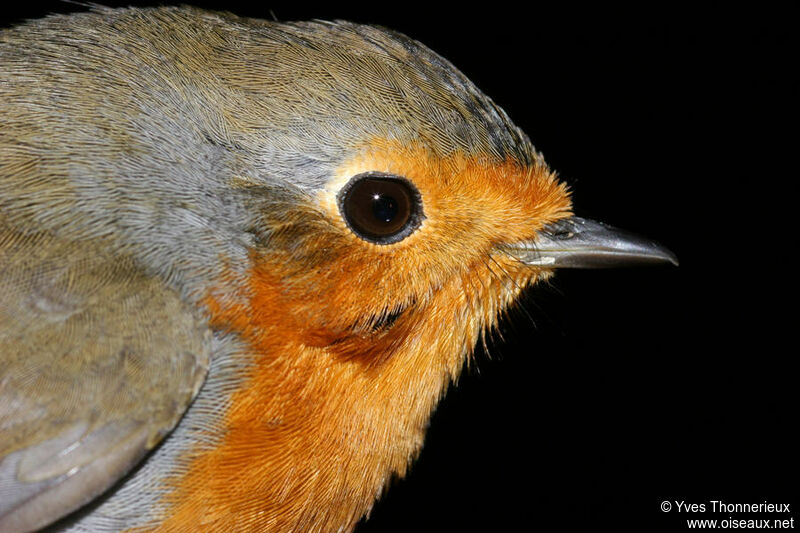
[{"xmin": 0, "ymin": 5, "xmax": 676, "ymax": 532}]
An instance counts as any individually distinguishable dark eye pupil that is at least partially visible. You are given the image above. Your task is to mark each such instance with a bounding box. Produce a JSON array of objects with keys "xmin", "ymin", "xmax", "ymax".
[
  {"xmin": 338, "ymin": 172, "xmax": 423, "ymax": 245},
  {"xmin": 372, "ymin": 194, "xmax": 398, "ymax": 223}
]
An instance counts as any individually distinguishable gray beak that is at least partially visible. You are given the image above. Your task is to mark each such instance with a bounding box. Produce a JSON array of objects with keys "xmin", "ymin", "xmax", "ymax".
[{"xmin": 501, "ymin": 216, "xmax": 678, "ymax": 268}]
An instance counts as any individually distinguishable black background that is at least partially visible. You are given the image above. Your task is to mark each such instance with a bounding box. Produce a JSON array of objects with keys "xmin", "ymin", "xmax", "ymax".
[{"xmin": 3, "ymin": 3, "xmax": 796, "ymax": 531}]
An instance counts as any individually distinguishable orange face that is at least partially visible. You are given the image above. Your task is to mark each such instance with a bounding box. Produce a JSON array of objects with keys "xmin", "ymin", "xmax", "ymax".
[
  {"xmin": 253, "ymin": 139, "xmax": 572, "ymax": 341},
  {"xmin": 154, "ymin": 139, "xmax": 571, "ymax": 531}
]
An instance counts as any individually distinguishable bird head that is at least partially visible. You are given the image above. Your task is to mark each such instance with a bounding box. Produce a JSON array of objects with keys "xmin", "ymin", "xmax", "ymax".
[
  {"xmin": 193, "ymin": 17, "xmax": 673, "ymax": 365},
  {"xmin": 172, "ymin": 14, "xmax": 676, "ymax": 529}
]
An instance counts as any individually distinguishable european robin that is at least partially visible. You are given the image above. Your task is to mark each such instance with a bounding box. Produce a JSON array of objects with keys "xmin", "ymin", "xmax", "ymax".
[{"xmin": 0, "ymin": 6, "xmax": 676, "ymax": 532}]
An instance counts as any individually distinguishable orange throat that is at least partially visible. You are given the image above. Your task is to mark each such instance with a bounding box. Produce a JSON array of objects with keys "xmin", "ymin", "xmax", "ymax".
[{"xmin": 151, "ymin": 253, "xmax": 542, "ymax": 532}]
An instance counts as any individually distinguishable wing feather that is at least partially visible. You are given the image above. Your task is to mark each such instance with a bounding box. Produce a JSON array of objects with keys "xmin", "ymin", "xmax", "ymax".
[{"xmin": 0, "ymin": 229, "xmax": 211, "ymax": 532}]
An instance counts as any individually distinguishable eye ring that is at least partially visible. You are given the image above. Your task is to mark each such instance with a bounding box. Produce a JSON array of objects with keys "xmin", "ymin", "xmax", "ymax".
[{"xmin": 337, "ymin": 172, "xmax": 424, "ymax": 245}]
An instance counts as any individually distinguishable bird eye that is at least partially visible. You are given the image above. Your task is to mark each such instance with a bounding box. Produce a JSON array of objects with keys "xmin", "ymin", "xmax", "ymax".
[{"xmin": 338, "ymin": 172, "xmax": 423, "ymax": 244}]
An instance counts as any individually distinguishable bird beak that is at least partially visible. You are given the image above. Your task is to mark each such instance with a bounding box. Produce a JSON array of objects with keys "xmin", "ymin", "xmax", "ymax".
[{"xmin": 501, "ymin": 216, "xmax": 678, "ymax": 268}]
